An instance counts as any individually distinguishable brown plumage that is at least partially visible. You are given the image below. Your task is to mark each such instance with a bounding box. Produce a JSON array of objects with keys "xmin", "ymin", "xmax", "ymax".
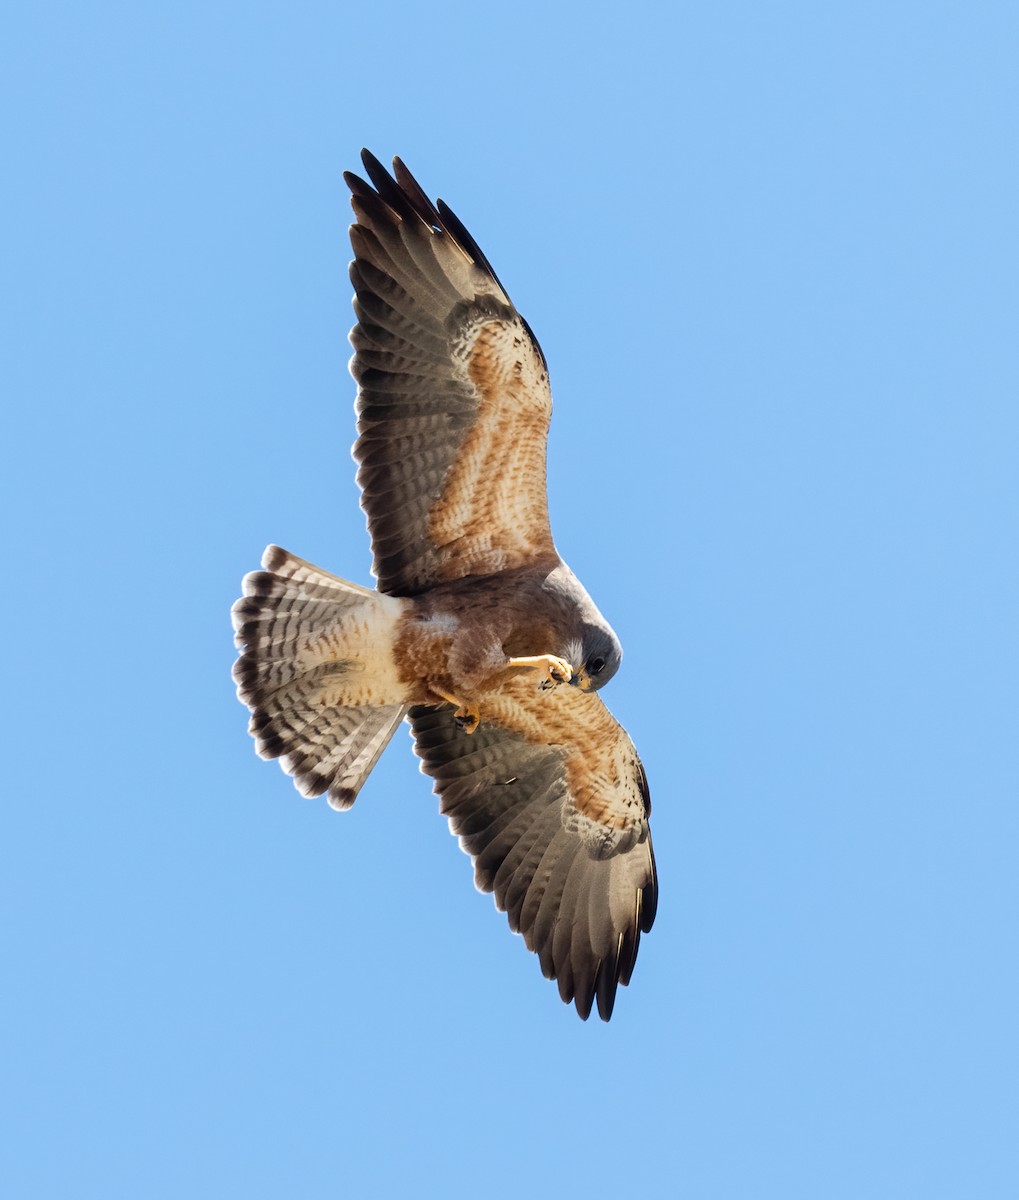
[{"xmin": 231, "ymin": 151, "xmax": 657, "ymax": 1021}]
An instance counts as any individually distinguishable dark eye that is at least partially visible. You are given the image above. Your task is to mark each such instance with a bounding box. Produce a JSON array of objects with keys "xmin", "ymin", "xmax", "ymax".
[{"xmin": 589, "ymin": 657, "xmax": 606, "ymax": 675}]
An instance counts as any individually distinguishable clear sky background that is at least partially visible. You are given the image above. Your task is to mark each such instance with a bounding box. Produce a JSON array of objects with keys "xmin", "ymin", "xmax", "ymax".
[{"xmin": 3, "ymin": 2, "xmax": 1017, "ymax": 1197}]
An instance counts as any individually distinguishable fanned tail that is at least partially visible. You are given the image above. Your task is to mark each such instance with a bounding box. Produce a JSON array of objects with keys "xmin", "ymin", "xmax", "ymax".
[{"xmin": 231, "ymin": 545, "xmax": 407, "ymax": 809}]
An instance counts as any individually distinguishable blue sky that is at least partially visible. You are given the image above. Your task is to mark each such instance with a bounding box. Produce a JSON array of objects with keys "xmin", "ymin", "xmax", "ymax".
[{"xmin": 3, "ymin": 2, "xmax": 1018, "ymax": 1196}]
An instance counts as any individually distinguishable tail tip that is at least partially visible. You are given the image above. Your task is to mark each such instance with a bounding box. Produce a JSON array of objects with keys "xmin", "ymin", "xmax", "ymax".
[
  {"xmin": 327, "ymin": 786, "xmax": 358, "ymax": 812},
  {"xmin": 261, "ymin": 544, "xmax": 289, "ymax": 572}
]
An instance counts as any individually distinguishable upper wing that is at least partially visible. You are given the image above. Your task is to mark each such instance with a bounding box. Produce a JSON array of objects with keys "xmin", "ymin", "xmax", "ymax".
[
  {"xmin": 409, "ymin": 681, "xmax": 657, "ymax": 1021},
  {"xmin": 346, "ymin": 150, "xmax": 556, "ymax": 597}
]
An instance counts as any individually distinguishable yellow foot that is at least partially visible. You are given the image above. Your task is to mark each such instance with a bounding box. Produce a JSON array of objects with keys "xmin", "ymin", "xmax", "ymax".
[
  {"xmin": 453, "ymin": 704, "xmax": 480, "ymax": 735},
  {"xmin": 431, "ymin": 686, "xmax": 481, "ymax": 735},
  {"xmin": 507, "ymin": 654, "xmax": 574, "ymax": 691}
]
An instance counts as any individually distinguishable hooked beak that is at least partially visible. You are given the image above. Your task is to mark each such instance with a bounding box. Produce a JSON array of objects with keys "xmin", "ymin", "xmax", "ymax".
[{"xmin": 570, "ymin": 668, "xmax": 592, "ymax": 692}]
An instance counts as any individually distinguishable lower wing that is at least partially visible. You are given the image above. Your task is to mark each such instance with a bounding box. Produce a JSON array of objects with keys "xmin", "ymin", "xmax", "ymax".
[{"xmin": 409, "ymin": 681, "xmax": 657, "ymax": 1021}]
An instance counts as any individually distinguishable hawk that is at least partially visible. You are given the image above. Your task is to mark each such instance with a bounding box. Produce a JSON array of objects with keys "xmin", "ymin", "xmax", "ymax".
[{"xmin": 231, "ymin": 151, "xmax": 657, "ymax": 1020}]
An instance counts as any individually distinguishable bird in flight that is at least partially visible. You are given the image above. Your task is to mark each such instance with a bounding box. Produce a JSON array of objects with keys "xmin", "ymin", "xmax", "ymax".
[{"xmin": 232, "ymin": 150, "xmax": 657, "ymax": 1020}]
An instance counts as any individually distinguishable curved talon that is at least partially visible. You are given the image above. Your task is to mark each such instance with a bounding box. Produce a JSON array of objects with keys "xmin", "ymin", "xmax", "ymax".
[
  {"xmin": 508, "ymin": 653, "xmax": 574, "ymax": 691},
  {"xmin": 454, "ymin": 704, "xmax": 480, "ymax": 735},
  {"xmin": 431, "ymin": 686, "xmax": 481, "ymax": 734},
  {"xmin": 538, "ymin": 655, "xmax": 573, "ymax": 690}
]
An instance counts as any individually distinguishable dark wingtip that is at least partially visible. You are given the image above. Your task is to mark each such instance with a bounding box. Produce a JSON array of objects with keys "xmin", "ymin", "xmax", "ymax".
[
  {"xmin": 392, "ymin": 157, "xmax": 442, "ymax": 230},
  {"xmin": 349, "ymin": 152, "xmax": 535, "ymax": 363},
  {"xmin": 574, "ymin": 988, "xmax": 594, "ymax": 1022},
  {"xmin": 356, "ymin": 148, "xmax": 426, "ymax": 228},
  {"xmin": 641, "ymin": 844, "xmax": 659, "ymax": 932},
  {"xmin": 595, "ymin": 942, "xmax": 622, "ymax": 1021},
  {"xmin": 360, "ymin": 147, "xmax": 385, "ymax": 177},
  {"xmin": 358, "ymin": 148, "xmax": 394, "ymax": 200}
]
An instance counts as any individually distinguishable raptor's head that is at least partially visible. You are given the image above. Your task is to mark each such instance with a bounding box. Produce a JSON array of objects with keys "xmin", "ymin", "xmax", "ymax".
[{"xmin": 568, "ymin": 622, "xmax": 623, "ymax": 693}]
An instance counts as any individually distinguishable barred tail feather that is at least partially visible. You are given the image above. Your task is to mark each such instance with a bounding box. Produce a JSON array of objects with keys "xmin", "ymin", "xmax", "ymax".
[
  {"xmin": 259, "ymin": 701, "xmax": 407, "ymax": 811},
  {"xmin": 231, "ymin": 545, "xmax": 407, "ymax": 809}
]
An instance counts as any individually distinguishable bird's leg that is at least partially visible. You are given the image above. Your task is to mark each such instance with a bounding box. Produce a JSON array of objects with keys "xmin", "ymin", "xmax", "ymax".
[
  {"xmin": 430, "ymin": 686, "xmax": 480, "ymax": 735},
  {"xmin": 506, "ymin": 654, "xmax": 574, "ymax": 691}
]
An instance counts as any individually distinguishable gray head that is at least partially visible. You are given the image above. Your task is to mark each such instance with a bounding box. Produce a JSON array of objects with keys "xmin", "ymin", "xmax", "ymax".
[
  {"xmin": 541, "ymin": 561, "xmax": 624, "ymax": 692},
  {"xmin": 567, "ymin": 620, "xmax": 623, "ymax": 693}
]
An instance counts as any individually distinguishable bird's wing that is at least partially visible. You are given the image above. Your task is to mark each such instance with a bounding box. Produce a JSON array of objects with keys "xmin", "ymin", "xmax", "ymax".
[
  {"xmin": 409, "ymin": 681, "xmax": 657, "ymax": 1021},
  {"xmin": 347, "ymin": 150, "xmax": 556, "ymax": 597}
]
